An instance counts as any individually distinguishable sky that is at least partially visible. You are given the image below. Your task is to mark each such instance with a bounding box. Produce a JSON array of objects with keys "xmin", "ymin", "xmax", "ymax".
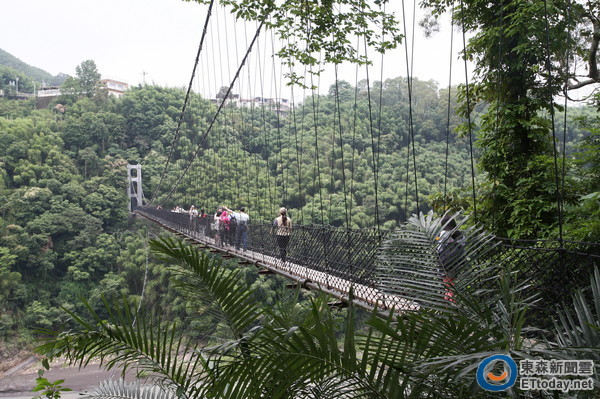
[{"xmin": 1, "ymin": 0, "xmax": 467, "ymax": 93}]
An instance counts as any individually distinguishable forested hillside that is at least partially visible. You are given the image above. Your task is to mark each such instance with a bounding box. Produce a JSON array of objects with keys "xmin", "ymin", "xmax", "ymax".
[
  {"xmin": 0, "ymin": 48, "xmax": 67, "ymax": 89},
  {"xmin": 0, "ymin": 57, "xmax": 598, "ymax": 361},
  {"xmin": 159, "ymin": 77, "xmax": 476, "ymax": 229}
]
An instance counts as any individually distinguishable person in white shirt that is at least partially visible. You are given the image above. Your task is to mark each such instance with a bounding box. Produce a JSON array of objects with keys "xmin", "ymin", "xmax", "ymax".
[
  {"xmin": 189, "ymin": 205, "xmax": 198, "ymax": 232},
  {"xmin": 225, "ymin": 206, "xmax": 250, "ymax": 250}
]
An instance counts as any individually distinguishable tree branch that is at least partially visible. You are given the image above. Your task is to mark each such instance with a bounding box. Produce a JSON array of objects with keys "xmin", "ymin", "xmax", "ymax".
[
  {"xmin": 569, "ymin": 77, "xmax": 599, "ymax": 90},
  {"xmin": 586, "ymin": 16, "xmax": 599, "ymax": 79},
  {"xmin": 568, "ymin": 9, "xmax": 599, "ymax": 90}
]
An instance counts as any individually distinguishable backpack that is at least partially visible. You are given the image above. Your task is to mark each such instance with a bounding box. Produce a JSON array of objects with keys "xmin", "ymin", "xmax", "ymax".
[
  {"xmin": 229, "ymin": 213, "xmax": 237, "ymax": 226},
  {"xmin": 219, "ymin": 211, "xmax": 230, "ymax": 231},
  {"xmin": 437, "ymin": 231, "xmax": 465, "ymax": 278},
  {"xmin": 220, "ymin": 211, "xmax": 229, "ymax": 223}
]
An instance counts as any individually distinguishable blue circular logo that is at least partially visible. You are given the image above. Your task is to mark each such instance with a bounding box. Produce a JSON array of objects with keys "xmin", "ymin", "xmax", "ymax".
[{"xmin": 476, "ymin": 354, "xmax": 518, "ymax": 391}]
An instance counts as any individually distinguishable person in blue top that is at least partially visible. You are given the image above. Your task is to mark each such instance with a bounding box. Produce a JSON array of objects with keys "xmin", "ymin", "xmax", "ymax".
[{"xmin": 436, "ymin": 215, "xmax": 465, "ymax": 302}]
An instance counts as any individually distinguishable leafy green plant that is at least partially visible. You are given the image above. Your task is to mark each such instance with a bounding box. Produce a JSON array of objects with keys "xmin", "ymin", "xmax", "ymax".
[
  {"xmin": 546, "ymin": 267, "xmax": 600, "ymax": 388},
  {"xmin": 32, "ymin": 371, "xmax": 72, "ymax": 399},
  {"xmin": 35, "ymin": 220, "xmax": 600, "ymax": 398},
  {"xmin": 80, "ymin": 380, "xmax": 177, "ymax": 399}
]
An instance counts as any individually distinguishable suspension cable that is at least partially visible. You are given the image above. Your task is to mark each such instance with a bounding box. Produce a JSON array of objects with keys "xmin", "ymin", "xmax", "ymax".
[
  {"xmin": 310, "ymin": 59, "xmax": 326, "ymax": 225},
  {"xmin": 349, "ymin": 35, "xmax": 361, "ymax": 227},
  {"xmin": 460, "ymin": 0, "xmax": 478, "ymax": 223},
  {"xmin": 401, "ymin": 0, "xmax": 420, "ymax": 216},
  {"xmin": 149, "ymin": 0, "xmax": 215, "ymax": 205},
  {"xmin": 443, "ymin": 7, "xmax": 455, "ymax": 213},
  {"xmin": 158, "ymin": 20, "xmax": 265, "ymax": 207},
  {"xmin": 543, "ymin": 0, "xmax": 564, "ymax": 244},
  {"xmin": 375, "ymin": 3, "xmax": 387, "ymax": 226},
  {"xmin": 288, "ymin": 43, "xmax": 305, "ymax": 224},
  {"xmin": 561, "ymin": 0, "xmax": 571, "ymax": 228},
  {"xmin": 301, "ymin": 64, "xmax": 310, "ymax": 223},
  {"xmin": 257, "ymin": 29, "xmax": 276, "ymax": 215},
  {"xmin": 334, "ymin": 65, "xmax": 350, "ymax": 228},
  {"xmin": 270, "ymin": 28, "xmax": 287, "ymax": 205},
  {"xmin": 490, "ymin": 4, "xmax": 504, "ymax": 230},
  {"xmin": 364, "ymin": 38, "xmax": 381, "ymax": 230},
  {"xmin": 233, "ymin": 18, "xmax": 252, "ymax": 210}
]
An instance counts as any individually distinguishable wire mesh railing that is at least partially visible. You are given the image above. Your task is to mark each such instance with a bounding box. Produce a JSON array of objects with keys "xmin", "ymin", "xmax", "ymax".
[
  {"xmin": 135, "ymin": 206, "xmax": 397, "ymax": 309},
  {"xmin": 135, "ymin": 206, "xmax": 599, "ymax": 320},
  {"xmin": 484, "ymin": 238, "xmax": 600, "ymax": 323}
]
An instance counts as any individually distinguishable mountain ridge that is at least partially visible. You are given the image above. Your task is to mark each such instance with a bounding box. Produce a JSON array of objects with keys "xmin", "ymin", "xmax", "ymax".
[{"xmin": 0, "ymin": 48, "xmax": 68, "ymax": 86}]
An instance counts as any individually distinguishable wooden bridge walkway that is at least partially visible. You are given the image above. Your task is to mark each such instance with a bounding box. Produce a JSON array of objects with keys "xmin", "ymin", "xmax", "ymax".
[{"xmin": 135, "ymin": 208, "xmax": 418, "ymax": 313}]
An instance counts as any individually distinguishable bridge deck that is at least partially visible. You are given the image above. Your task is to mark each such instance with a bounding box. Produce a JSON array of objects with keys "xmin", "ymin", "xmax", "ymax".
[
  {"xmin": 134, "ymin": 207, "xmax": 600, "ymax": 320},
  {"xmin": 135, "ymin": 209, "xmax": 418, "ymax": 313}
]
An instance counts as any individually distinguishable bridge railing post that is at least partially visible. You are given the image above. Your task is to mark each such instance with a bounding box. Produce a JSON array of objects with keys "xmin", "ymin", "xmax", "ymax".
[{"xmin": 323, "ymin": 226, "xmax": 330, "ymax": 288}]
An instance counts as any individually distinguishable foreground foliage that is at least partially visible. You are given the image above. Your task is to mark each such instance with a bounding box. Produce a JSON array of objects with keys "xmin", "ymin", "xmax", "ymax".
[{"xmin": 36, "ymin": 216, "xmax": 599, "ymax": 398}]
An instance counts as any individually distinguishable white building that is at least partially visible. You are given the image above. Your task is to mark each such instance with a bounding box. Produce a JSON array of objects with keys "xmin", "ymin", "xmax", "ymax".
[
  {"xmin": 226, "ymin": 96, "xmax": 292, "ymax": 115},
  {"xmin": 37, "ymin": 86, "xmax": 61, "ymax": 97},
  {"xmin": 100, "ymin": 79, "xmax": 129, "ymax": 98}
]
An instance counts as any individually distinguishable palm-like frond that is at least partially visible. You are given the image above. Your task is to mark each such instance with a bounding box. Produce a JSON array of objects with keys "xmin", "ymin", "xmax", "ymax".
[
  {"xmin": 36, "ymin": 237, "xmax": 264, "ymax": 398},
  {"xmin": 552, "ymin": 267, "xmax": 600, "ymax": 351},
  {"xmin": 36, "ymin": 296, "xmax": 205, "ymax": 397},
  {"xmin": 80, "ymin": 380, "xmax": 177, "ymax": 399},
  {"xmin": 36, "ymin": 298, "xmax": 204, "ymax": 393},
  {"xmin": 360, "ymin": 269, "xmax": 541, "ymax": 398},
  {"xmin": 213, "ymin": 276, "xmax": 528, "ymax": 399},
  {"xmin": 200, "ymin": 293, "xmax": 398, "ymax": 399},
  {"xmin": 545, "ymin": 267, "xmax": 600, "ymax": 389},
  {"xmin": 375, "ymin": 211, "xmax": 499, "ymax": 313},
  {"xmin": 36, "ymin": 222, "xmax": 582, "ymax": 398},
  {"xmin": 366, "ymin": 212, "xmax": 550, "ymax": 397},
  {"xmin": 150, "ymin": 237, "xmax": 262, "ymax": 339}
]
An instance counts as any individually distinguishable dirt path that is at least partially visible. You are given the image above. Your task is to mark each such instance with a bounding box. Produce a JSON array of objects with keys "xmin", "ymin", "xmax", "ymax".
[{"xmin": 0, "ymin": 358, "xmax": 136, "ymax": 398}]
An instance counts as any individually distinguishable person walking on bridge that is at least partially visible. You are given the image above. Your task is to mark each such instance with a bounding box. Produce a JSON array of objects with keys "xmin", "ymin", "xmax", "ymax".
[
  {"xmin": 214, "ymin": 207, "xmax": 223, "ymax": 247},
  {"xmin": 188, "ymin": 205, "xmax": 198, "ymax": 234},
  {"xmin": 198, "ymin": 208, "xmax": 209, "ymax": 236},
  {"xmin": 272, "ymin": 207, "xmax": 292, "ymax": 262},
  {"xmin": 436, "ymin": 215, "xmax": 465, "ymax": 302},
  {"xmin": 219, "ymin": 208, "xmax": 231, "ymax": 247},
  {"xmin": 225, "ymin": 206, "xmax": 250, "ymax": 251}
]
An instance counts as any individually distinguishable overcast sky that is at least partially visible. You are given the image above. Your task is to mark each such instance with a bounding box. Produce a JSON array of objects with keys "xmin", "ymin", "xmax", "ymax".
[{"xmin": 1, "ymin": 0, "xmax": 466, "ymax": 92}]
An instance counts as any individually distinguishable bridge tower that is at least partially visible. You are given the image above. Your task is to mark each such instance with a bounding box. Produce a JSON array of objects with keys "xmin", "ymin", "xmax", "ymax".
[{"xmin": 127, "ymin": 164, "xmax": 145, "ymax": 211}]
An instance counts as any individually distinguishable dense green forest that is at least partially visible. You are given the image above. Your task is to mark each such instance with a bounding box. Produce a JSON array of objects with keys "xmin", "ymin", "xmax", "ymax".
[
  {"xmin": 0, "ymin": 51, "xmax": 598, "ymax": 366},
  {"xmin": 156, "ymin": 77, "xmax": 478, "ymax": 229},
  {"xmin": 158, "ymin": 76, "xmax": 600, "ymax": 238},
  {"xmin": 1, "ymin": 0, "xmax": 598, "ymax": 395}
]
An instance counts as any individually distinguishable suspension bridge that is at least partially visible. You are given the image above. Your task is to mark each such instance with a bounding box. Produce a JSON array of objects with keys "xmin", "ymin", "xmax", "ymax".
[
  {"xmin": 129, "ymin": 1, "xmax": 599, "ymax": 316},
  {"xmin": 133, "ymin": 206, "xmax": 600, "ymax": 316}
]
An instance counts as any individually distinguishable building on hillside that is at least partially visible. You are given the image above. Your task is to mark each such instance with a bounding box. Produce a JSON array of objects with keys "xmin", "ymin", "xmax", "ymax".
[
  {"xmin": 37, "ymin": 86, "xmax": 62, "ymax": 97},
  {"xmin": 100, "ymin": 79, "xmax": 129, "ymax": 98},
  {"xmin": 247, "ymin": 97, "xmax": 292, "ymax": 115},
  {"xmin": 213, "ymin": 95, "xmax": 292, "ymax": 115},
  {"xmin": 35, "ymin": 86, "xmax": 62, "ymax": 109},
  {"xmin": 211, "ymin": 93, "xmax": 240, "ymax": 106}
]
